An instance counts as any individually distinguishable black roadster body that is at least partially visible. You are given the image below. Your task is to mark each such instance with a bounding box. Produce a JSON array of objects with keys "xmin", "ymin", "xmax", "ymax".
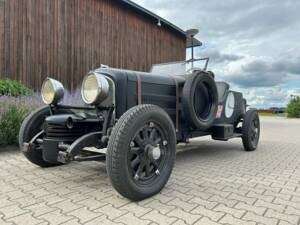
[{"xmin": 19, "ymin": 60, "xmax": 260, "ymax": 200}]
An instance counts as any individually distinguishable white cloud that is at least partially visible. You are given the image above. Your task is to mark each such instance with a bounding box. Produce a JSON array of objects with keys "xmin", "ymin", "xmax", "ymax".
[
  {"xmin": 232, "ymin": 86, "xmax": 293, "ymax": 108},
  {"xmin": 287, "ymin": 89, "xmax": 300, "ymax": 97},
  {"xmin": 197, "ymin": 48, "xmax": 244, "ymax": 63},
  {"xmin": 133, "ymin": 0, "xmax": 300, "ymax": 107},
  {"xmin": 213, "ymin": 55, "xmax": 300, "ymax": 87}
]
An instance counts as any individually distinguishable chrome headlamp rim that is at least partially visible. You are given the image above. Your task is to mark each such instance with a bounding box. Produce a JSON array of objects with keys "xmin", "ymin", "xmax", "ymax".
[
  {"xmin": 41, "ymin": 78, "xmax": 64, "ymax": 105},
  {"xmin": 81, "ymin": 72, "xmax": 110, "ymax": 105}
]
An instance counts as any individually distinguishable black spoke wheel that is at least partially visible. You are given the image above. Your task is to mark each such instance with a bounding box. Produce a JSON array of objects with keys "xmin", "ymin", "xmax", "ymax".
[
  {"xmin": 129, "ymin": 123, "xmax": 168, "ymax": 184},
  {"xmin": 107, "ymin": 105, "xmax": 176, "ymax": 201},
  {"xmin": 242, "ymin": 109, "xmax": 260, "ymax": 151}
]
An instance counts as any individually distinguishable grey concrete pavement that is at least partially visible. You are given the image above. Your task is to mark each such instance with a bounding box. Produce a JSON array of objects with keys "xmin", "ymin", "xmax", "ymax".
[{"xmin": 0, "ymin": 117, "xmax": 299, "ymax": 225}]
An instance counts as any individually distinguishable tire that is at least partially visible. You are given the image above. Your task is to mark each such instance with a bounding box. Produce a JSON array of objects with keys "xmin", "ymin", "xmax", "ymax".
[
  {"xmin": 19, "ymin": 106, "xmax": 61, "ymax": 167},
  {"xmin": 243, "ymin": 98, "xmax": 247, "ymax": 112},
  {"xmin": 242, "ymin": 109, "xmax": 260, "ymax": 151},
  {"xmin": 182, "ymin": 71, "xmax": 218, "ymax": 130},
  {"xmin": 107, "ymin": 104, "xmax": 176, "ymax": 201}
]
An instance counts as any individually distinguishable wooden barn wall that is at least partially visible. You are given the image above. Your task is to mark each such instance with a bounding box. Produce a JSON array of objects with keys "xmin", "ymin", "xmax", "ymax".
[{"xmin": 0, "ymin": 0, "xmax": 186, "ymax": 90}]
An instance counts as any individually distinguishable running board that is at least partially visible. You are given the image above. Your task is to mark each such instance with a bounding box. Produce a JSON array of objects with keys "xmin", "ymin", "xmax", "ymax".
[{"xmin": 212, "ymin": 133, "xmax": 242, "ymax": 141}]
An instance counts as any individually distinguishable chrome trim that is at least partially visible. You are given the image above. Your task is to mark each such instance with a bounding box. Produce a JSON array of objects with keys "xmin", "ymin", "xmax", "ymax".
[
  {"xmin": 81, "ymin": 72, "xmax": 110, "ymax": 104},
  {"xmin": 100, "ymin": 74, "xmax": 115, "ymax": 107},
  {"xmin": 41, "ymin": 78, "xmax": 64, "ymax": 105}
]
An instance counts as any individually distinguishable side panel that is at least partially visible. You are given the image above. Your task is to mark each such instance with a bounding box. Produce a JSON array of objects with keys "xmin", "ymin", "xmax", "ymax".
[
  {"xmin": 214, "ymin": 91, "xmax": 245, "ymax": 125},
  {"xmin": 127, "ymin": 73, "xmax": 178, "ymax": 123},
  {"xmin": 96, "ymin": 68, "xmax": 186, "ymax": 130}
]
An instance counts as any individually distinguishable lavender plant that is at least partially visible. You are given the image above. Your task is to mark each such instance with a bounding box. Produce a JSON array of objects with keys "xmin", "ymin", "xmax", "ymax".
[
  {"xmin": 61, "ymin": 89, "xmax": 85, "ymax": 106},
  {"xmin": 0, "ymin": 94, "xmax": 42, "ymax": 116},
  {"xmin": 0, "ymin": 88, "xmax": 84, "ymax": 146}
]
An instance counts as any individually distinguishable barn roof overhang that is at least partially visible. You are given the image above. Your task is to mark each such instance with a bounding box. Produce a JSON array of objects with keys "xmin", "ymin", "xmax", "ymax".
[{"xmin": 120, "ymin": 0, "xmax": 202, "ymax": 48}]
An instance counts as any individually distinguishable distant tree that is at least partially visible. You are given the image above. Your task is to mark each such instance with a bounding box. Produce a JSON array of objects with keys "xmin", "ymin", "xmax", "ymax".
[{"xmin": 287, "ymin": 96, "xmax": 300, "ymax": 118}]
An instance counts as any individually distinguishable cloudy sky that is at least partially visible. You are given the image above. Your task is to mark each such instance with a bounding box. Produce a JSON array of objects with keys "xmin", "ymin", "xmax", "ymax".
[{"xmin": 133, "ymin": 0, "xmax": 300, "ymax": 108}]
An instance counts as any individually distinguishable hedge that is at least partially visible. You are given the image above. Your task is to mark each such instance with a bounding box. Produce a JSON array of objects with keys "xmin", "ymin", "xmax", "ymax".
[
  {"xmin": 0, "ymin": 79, "xmax": 33, "ymax": 96},
  {"xmin": 287, "ymin": 97, "xmax": 300, "ymax": 118}
]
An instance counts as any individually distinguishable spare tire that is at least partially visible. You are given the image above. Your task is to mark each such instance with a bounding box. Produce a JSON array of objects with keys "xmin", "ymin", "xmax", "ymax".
[{"xmin": 182, "ymin": 71, "xmax": 218, "ymax": 130}]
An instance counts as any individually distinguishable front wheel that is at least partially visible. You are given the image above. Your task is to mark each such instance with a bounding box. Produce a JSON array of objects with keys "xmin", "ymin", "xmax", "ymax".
[
  {"xmin": 19, "ymin": 106, "xmax": 60, "ymax": 167},
  {"xmin": 106, "ymin": 104, "xmax": 176, "ymax": 201},
  {"xmin": 242, "ymin": 109, "xmax": 260, "ymax": 151}
]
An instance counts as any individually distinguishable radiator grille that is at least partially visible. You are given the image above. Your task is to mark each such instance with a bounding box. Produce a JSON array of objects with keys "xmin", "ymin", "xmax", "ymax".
[{"xmin": 45, "ymin": 123, "xmax": 83, "ymax": 142}]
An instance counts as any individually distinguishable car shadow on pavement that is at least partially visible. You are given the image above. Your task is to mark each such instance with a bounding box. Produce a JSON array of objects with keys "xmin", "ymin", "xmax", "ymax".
[
  {"xmin": 176, "ymin": 139, "xmax": 244, "ymax": 160},
  {"xmin": 73, "ymin": 139, "xmax": 244, "ymax": 180},
  {"xmin": 0, "ymin": 145, "xmax": 19, "ymax": 153},
  {"xmin": 66, "ymin": 140, "xmax": 246, "ymax": 200}
]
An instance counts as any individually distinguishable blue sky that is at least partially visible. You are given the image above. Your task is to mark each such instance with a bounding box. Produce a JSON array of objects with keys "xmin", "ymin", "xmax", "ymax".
[{"xmin": 132, "ymin": 0, "xmax": 300, "ymax": 108}]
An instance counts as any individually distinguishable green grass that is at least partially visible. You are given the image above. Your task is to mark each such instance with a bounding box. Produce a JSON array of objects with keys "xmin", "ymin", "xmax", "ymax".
[
  {"xmin": 258, "ymin": 112, "xmax": 276, "ymax": 116},
  {"xmin": 258, "ymin": 112, "xmax": 287, "ymax": 117}
]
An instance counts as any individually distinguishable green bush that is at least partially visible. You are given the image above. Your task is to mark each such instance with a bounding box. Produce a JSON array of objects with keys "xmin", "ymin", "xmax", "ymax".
[
  {"xmin": 0, "ymin": 105, "xmax": 31, "ymax": 146},
  {"xmin": 0, "ymin": 79, "xmax": 33, "ymax": 96},
  {"xmin": 0, "ymin": 94, "xmax": 42, "ymax": 146},
  {"xmin": 287, "ymin": 97, "xmax": 300, "ymax": 118}
]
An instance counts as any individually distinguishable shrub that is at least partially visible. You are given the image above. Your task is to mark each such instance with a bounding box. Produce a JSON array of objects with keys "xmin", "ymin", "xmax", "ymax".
[
  {"xmin": 0, "ymin": 95, "xmax": 43, "ymax": 146},
  {"xmin": 287, "ymin": 97, "xmax": 300, "ymax": 118},
  {"xmin": 0, "ymin": 106, "xmax": 31, "ymax": 145},
  {"xmin": 0, "ymin": 79, "xmax": 33, "ymax": 96}
]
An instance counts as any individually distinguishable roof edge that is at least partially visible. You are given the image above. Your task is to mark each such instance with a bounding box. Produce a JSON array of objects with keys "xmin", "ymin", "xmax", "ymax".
[
  {"xmin": 120, "ymin": 0, "xmax": 186, "ymax": 36},
  {"xmin": 120, "ymin": 0, "xmax": 202, "ymax": 48}
]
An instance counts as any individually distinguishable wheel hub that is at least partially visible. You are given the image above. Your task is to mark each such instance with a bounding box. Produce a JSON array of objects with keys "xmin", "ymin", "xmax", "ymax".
[
  {"xmin": 146, "ymin": 144, "xmax": 161, "ymax": 160},
  {"xmin": 151, "ymin": 146, "xmax": 161, "ymax": 160}
]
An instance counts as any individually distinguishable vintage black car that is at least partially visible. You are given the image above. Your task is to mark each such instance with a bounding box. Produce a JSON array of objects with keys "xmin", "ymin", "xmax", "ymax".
[{"xmin": 19, "ymin": 58, "xmax": 260, "ymax": 201}]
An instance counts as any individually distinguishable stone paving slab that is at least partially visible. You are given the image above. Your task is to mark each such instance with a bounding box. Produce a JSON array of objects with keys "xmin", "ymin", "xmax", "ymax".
[{"xmin": 0, "ymin": 117, "xmax": 300, "ymax": 225}]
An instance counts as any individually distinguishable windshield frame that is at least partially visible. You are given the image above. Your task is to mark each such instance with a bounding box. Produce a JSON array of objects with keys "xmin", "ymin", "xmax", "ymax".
[{"xmin": 150, "ymin": 58, "xmax": 209, "ymax": 76}]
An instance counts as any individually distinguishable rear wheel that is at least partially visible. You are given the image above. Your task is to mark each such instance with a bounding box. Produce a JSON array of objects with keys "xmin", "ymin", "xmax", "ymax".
[
  {"xmin": 107, "ymin": 104, "xmax": 176, "ymax": 201},
  {"xmin": 242, "ymin": 109, "xmax": 260, "ymax": 151}
]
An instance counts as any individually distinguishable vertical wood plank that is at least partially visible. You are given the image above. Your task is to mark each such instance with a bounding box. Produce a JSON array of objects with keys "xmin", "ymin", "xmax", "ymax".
[
  {"xmin": 0, "ymin": 0, "xmax": 186, "ymax": 90},
  {"xmin": 0, "ymin": 0, "xmax": 5, "ymax": 78},
  {"xmin": 3, "ymin": 0, "xmax": 10, "ymax": 78}
]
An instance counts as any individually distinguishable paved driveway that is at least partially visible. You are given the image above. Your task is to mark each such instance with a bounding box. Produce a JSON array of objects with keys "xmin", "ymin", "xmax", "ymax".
[{"xmin": 0, "ymin": 117, "xmax": 299, "ymax": 225}]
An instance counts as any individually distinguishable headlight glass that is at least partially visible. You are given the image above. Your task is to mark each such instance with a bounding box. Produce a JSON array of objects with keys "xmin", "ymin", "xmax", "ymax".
[
  {"xmin": 41, "ymin": 78, "xmax": 64, "ymax": 105},
  {"xmin": 82, "ymin": 75, "xmax": 99, "ymax": 104},
  {"xmin": 81, "ymin": 73, "xmax": 109, "ymax": 105}
]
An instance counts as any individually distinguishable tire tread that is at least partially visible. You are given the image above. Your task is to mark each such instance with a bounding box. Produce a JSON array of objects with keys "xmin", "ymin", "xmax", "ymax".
[
  {"xmin": 242, "ymin": 109, "xmax": 260, "ymax": 151},
  {"xmin": 107, "ymin": 104, "xmax": 176, "ymax": 201}
]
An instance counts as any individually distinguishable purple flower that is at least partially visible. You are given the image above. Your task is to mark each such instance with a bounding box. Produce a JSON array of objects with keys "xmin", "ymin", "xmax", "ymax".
[
  {"xmin": 62, "ymin": 89, "xmax": 85, "ymax": 105},
  {"xmin": 0, "ymin": 94, "xmax": 43, "ymax": 117}
]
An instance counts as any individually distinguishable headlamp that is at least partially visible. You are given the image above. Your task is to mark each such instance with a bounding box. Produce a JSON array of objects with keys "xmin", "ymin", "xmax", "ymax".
[
  {"xmin": 81, "ymin": 72, "xmax": 109, "ymax": 105},
  {"xmin": 41, "ymin": 78, "xmax": 64, "ymax": 105}
]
